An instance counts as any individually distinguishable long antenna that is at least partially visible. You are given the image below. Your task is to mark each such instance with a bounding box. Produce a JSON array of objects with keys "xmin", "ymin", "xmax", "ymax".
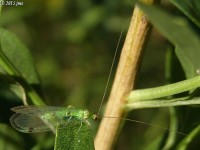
[
  {"xmin": 100, "ymin": 116, "xmax": 187, "ymax": 136},
  {"xmin": 97, "ymin": 19, "xmax": 130, "ymax": 116}
]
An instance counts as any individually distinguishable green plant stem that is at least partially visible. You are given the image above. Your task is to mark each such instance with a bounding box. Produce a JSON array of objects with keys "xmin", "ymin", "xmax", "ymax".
[
  {"xmin": 95, "ymin": 0, "xmax": 160, "ymax": 149},
  {"xmin": 126, "ymin": 95, "xmax": 200, "ymax": 109},
  {"xmin": 127, "ymin": 75, "xmax": 200, "ymax": 102},
  {"xmin": 28, "ymin": 88, "xmax": 45, "ymax": 105},
  {"xmin": 162, "ymin": 108, "xmax": 177, "ymax": 150}
]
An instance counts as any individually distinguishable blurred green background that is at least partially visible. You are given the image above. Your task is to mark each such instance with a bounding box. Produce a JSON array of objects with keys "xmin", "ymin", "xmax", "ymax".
[
  {"xmin": 0, "ymin": 0, "xmax": 177, "ymax": 149},
  {"xmin": 1, "ymin": 0, "xmax": 134, "ymax": 108}
]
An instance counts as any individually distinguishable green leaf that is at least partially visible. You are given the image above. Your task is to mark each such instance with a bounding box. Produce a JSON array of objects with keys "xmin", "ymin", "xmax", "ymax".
[
  {"xmin": 55, "ymin": 119, "xmax": 95, "ymax": 150},
  {"xmin": 138, "ymin": 3, "xmax": 200, "ymax": 78},
  {"xmin": 0, "ymin": 28, "xmax": 45, "ymax": 105},
  {"xmin": 0, "ymin": 28, "xmax": 40, "ymax": 84},
  {"xmin": 170, "ymin": 0, "xmax": 200, "ymax": 28}
]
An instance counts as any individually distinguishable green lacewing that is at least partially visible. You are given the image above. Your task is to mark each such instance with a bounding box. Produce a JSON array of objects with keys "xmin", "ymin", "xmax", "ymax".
[{"xmin": 10, "ymin": 105, "xmax": 97, "ymax": 133}]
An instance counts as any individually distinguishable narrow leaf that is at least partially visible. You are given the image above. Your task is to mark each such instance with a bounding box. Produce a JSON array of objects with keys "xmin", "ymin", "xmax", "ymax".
[
  {"xmin": 0, "ymin": 28, "xmax": 40, "ymax": 84},
  {"xmin": 138, "ymin": 3, "xmax": 200, "ymax": 78},
  {"xmin": 170, "ymin": 0, "xmax": 200, "ymax": 28}
]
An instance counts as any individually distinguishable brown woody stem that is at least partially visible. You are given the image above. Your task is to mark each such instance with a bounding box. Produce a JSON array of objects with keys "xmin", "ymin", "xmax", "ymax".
[{"xmin": 95, "ymin": 0, "xmax": 160, "ymax": 149}]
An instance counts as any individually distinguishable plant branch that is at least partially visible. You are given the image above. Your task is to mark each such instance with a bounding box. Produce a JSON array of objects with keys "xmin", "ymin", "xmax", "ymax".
[
  {"xmin": 126, "ymin": 96, "xmax": 200, "ymax": 109},
  {"xmin": 127, "ymin": 75, "xmax": 200, "ymax": 102}
]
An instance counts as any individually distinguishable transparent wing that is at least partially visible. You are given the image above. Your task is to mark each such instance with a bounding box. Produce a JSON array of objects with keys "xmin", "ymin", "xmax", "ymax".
[
  {"xmin": 10, "ymin": 113, "xmax": 53, "ymax": 133},
  {"xmin": 10, "ymin": 106, "xmax": 78, "ymax": 133},
  {"xmin": 10, "ymin": 105, "xmax": 86, "ymax": 133},
  {"xmin": 10, "ymin": 105, "xmax": 68, "ymax": 114}
]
